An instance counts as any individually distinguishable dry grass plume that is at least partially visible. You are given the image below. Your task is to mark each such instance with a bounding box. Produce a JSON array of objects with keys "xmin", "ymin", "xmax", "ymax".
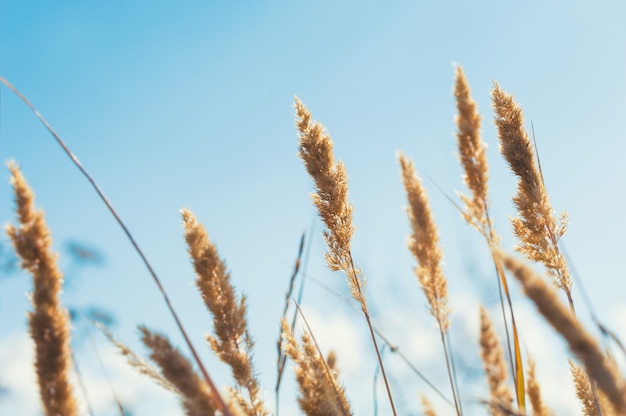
[
  {"xmin": 479, "ymin": 306, "xmax": 513, "ymax": 415},
  {"xmin": 6, "ymin": 162, "xmax": 79, "ymax": 416},
  {"xmin": 295, "ymin": 97, "xmax": 397, "ymax": 415},
  {"xmin": 398, "ymin": 153, "xmax": 450, "ymax": 332},
  {"xmin": 492, "ymin": 84, "xmax": 572, "ymax": 309},
  {"xmin": 455, "ymin": 66, "xmax": 491, "ymax": 239},
  {"xmin": 181, "ymin": 208, "xmax": 267, "ymax": 416},
  {"xmin": 294, "ymin": 97, "xmax": 364, "ymax": 310},
  {"xmin": 526, "ymin": 355, "xmax": 551, "ymax": 416},
  {"xmin": 139, "ymin": 326, "xmax": 218, "ymax": 416},
  {"xmin": 498, "ymin": 251, "xmax": 626, "ymax": 413},
  {"xmin": 281, "ymin": 319, "xmax": 352, "ymax": 416}
]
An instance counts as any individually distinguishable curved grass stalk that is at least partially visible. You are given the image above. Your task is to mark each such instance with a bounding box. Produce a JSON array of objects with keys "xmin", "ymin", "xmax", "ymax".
[
  {"xmin": 295, "ymin": 97, "xmax": 397, "ymax": 416},
  {"xmin": 398, "ymin": 153, "xmax": 462, "ymax": 415},
  {"xmin": 7, "ymin": 163, "xmax": 78, "ymax": 416}
]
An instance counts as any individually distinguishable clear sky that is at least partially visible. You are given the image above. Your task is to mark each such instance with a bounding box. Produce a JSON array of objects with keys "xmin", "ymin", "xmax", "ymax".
[{"xmin": 1, "ymin": 1, "xmax": 625, "ymax": 415}]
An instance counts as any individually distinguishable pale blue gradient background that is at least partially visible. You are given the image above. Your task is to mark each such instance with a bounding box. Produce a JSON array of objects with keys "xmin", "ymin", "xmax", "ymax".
[{"xmin": 1, "ymin": 1, "xmax": 625, "ymax": 414}]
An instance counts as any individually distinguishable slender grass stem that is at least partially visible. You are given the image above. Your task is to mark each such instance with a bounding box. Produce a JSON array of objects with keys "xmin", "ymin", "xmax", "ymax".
[
  {"xmin": 438, "ymin": 308, "xmax": 462, "ymax": 416},
  {"xmin": 306, "ymin": 271, "xmax": 455, "ymax": 407},
  {"xmin": 348, "ymin": 256, "xmax": 398, "ymax": 416}
]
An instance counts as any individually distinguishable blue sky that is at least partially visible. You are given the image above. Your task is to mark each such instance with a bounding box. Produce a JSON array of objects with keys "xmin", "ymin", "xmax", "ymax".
[{"xmin": 1, "ymin": 1, "xmax": 626, "ymax": 414}]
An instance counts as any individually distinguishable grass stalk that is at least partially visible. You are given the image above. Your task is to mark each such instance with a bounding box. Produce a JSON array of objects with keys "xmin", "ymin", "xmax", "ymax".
[
  {"xmin": 281, "ymin": 309, "xmax": 352, "ymax": 416},
  {"xmin": 139, "ymin": 326, "xmax": 219, "ymax": 416},
  {"xmin": 479, "ymin": 306, "xmax": 513, "ymax": 414},
  {"xmin": 276, "ymin": 231, "xmax": 306, "ymax": 406},
  {"xmin": 182, "ymin": 209, "xmax": 267, "ymax": 416},
  {"xmin": 398, "ymin": 153, "xmax": 462, "ymax": 416},
  {"xmin": 525, "ymin": 355, "xmax": 551, "ymax": 416},
  {"xmin": 6, "ymin": 162, "xmax": 79, "ymax": 416},
  {"xmin": 492, "ymin": 82, "xmax": 572, "ymax": 307},
  {"xmin": 295, "ymin": 97, "xmax": 397, "ymax": 416}
]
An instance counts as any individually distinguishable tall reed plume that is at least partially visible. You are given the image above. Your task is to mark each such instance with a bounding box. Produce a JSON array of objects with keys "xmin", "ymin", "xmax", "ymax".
[
  {"xmin": 181, "ymin": 208, "xmax": 268, "ymax": 416},
  {"xmin": 398, "ymin": 153, "xmax": 461, "ymax": 415},
  {"xmin": 398, "ymin": 154, "xmax": 449, "ymax": 332},
  {"xmin": 295, "ymin": 97, "xmax": 397, "ymax": 415},
  {"xmin": 526, "ymin": 355, "xmax": 551, "ymax": 416},
  {"xmin": 6, "ymin": 162, "xmax": 79, "ymax": 416},
  {"xmin": 294, "ymin": 98, "xmax": 363, "ymax": 309},
  {"xmin": 455, "ymin": 66, "xmax": 491, "ymax": 239},
  {"xmin": 479, "ymin": 306, "xmax": 513, "ymax": 415},
  {"xmin": 491, "ymin": 84, "xmax": 572, "ymax": 310},
  {"xmin": 139, "ymin": 326, "xmax": 218, "ymax": 416},
  {"xmin": 100, "ymin": 324, "xmax": 180, "ymax": 396}
]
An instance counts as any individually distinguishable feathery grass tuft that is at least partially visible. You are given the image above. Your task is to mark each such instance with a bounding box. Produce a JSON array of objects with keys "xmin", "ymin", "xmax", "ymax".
[
  {"xmin": 100, "ymin": 324, "xmax": 180, "ymax": 396},
  {"xmin": 139, "ymin": 326, "xmax": 218, "ymax": 416},
  {"xmin": 526, "ymin": 355, "xmax": 551, "ymax": 416},
  {"xmin": 570, "ymin": 360, "xmax": 600, "ymax": 416},
  {"xmin": 6, "ymin": 162, "xmax": 79, "ymax": 416},
  {"xmin": 281, "ymin": 318, "xmax": 352, "ymax": 416},
  {"xmin": 479, "ymin": 306, "xmax": 513, "ymax": 415},
  {"xmin": 181, "ymin": 208, "xmax": 267, "ymax": 416},
  {"xmin": 398, "ymin": 153, "xmax": 450, "ymax": 332},
  {"xmin": 454, "ymin": 66, "xmax": 490, "ymax": 237},
  {"xmin": 295, "ymin": 97, "xmax": 397, "ymax": 415},
  {"xmin": 294, "ymin": 97, "xmax": 364, "ymax": 309},
  {"xmin": 491, "ymin": 83, "xmax": 572, "ymax": 309},
  {"xmin": 498, "ymin": 250, "xmax": 626, "ymax": 412},
  {"xmin": 398, "ymin": 153, "xmax": 462, "ymax": 415}
]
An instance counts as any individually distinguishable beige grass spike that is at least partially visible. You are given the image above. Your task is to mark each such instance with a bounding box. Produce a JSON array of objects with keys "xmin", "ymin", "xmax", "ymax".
[
  {"xmin": 295, "ymin": 97, "xmax": 397, "ymax": 415},
  {"xmin": 498, "ymin": 250, "xmax": 626, "ymax": 412},
  {"xmin": 570, "ymin": 360, "xmax": 599, "ymax": 416},
  {"xmin": 398, "ymin": 153, "xmax": 462, "ymax": 415},
  {"xmin": 479, "ymin": 306, "xmax": 513, "ymax": 415},
  {"xmin": 491, "ymin": 83, "xmax": 572, "ymax": 309},
  {"xmin": 526, "ymin": 355, "xmax": 551, "ymax": 416},
  {"xmin": 99, "ymin": 323, "xmax": 180, "ymax": 395},
  {"xmin": 181, "ymin": 209, "xmax": 268, "ymax": 416},
  {"xmin": 454, "ymin": 65, "xmax": 490, "ymax": 237},
  {"xmin": 294, "ymin": 97, "xmax": 365, "ymax": 310},
  {"xmin": 140, "ymin": 326, "xmax": 217, "ymax": 416},
  {"xmin": 398, "ymin": 153, "xmax": 450, "ymax": 332},
  {"xmin": 281, "ymin": 319, "xmax": 352, "ymax": 416},
  {"xmin": 6, "ymin": 162, "xmax": 79, "ymax": 416}
]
